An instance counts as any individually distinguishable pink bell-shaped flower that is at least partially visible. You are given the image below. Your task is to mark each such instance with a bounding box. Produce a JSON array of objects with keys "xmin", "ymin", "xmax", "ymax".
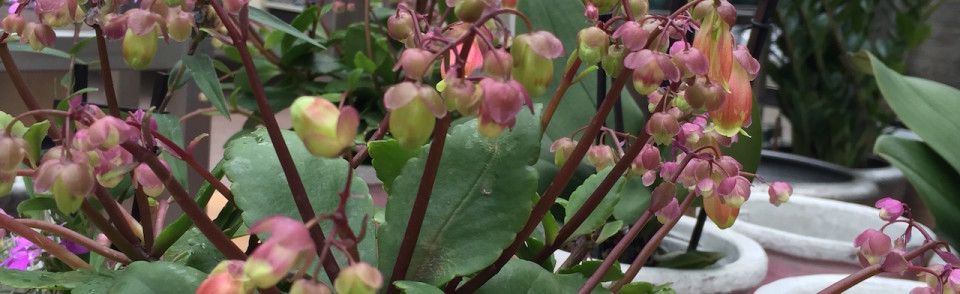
[
  {"xmin": 511, "ymin": 31, "xmax": 564, "ymax": 97},
  {"xmin": 34, "ymin": 154, "xmax": 95, "ymax": 213},
  {"xmin": 854, "ymin": 229, "xmax": 892, "ymax": 266},
  {"xmin": 669, "ymin": 42, "xmax": 709, "ymax": 78},
  {"xmin": 133, "ymin": 159, "xmax": 169, "ymax": 197},
  {"xmin": 717, "ymin": 175, "xmax": 751, "ymax": 208},
  {"xmin": 387, "ymin": 10, "xmax": 414, "ymax": 41},
  {"xmin": 198, "ymin": 260, "xmax": 254, "ymax": 294},
  {"xmin": 586, "ymin": 145, "xmax": 615, "ymax": 171},
  {"xmin": 767, "ymin": 181, "xmax": 792, "ymax": 207},
  {"xmin": 385, "ymin": 82, "xmax": 447, "ymax": 149},
  {"xmin": 2, "ymin": 14, "xmax": 25, "ymax": 35},
  {"xmin": 628, "ymin": 143, "xmax": 660, "ymax": 177},
  {"xmin": 477, "ymin": 78, "xmax": 530, "ymax": 138},
  {"xmin": 441, "ymin": 77, "xmax": 481, "ymax": 116},
  {"xmin": 291, "ymin": 279, "xmax": 332, "ymax": 294},
  {"xmin": 655, "ymin": 197, "xmax": 680, "ymax": 225},
  {"xmin": 483, "ymin": 49, "xmax": 514, "ymax": 80},
  {"xmin": 86, "ymin": 116, "xmax": 139, "ymax": 150},
  {"xmin": 397, "ymin": 48, "xmax": 436, "ymax": 80},
  {"xmin": 0, "ymin": 137, "xmax": 27, "ymax": 173},
  {"xmin": 550, "ymin": 137, "xmax": 577, "ymax": 167},
  {"xmin": 611, "ymin": 21, "xmax": 648, "ymax": 52},
  {"xmin": 577, "ymin": 27, "xmax": 609, "ymax": 65},
  {"xmin": 244, "ymin": 216, "xmax": 316, "ymax": 289},
  {"xmin": 645, "ymin": 112, "xmax": 680, "ymax": 145},
  {"xmin": 167, "ymin": 10, "xmax": 195, "ymax": 42},
  {"xmin": 222, "ymin": 0, "xmax": 249, "ymax": 14},
  {"xmin": 649, "ymin": 183, "xmax": 676, "ymax": 214},
  {"xmin": 94, "ymin": 146, "xmax": 136, "ymax": 188},
  {"xmin": 333, "ymin": 262, "xmax": 383, "ymax": 294},
  {"xmin": 626, "ymin": 49, "xmax": 680, "ymax": 95},
  {"xmin": 874, "ymin": 197, "xmax": 904, "ymax": 221},
  {"xmin": 21, "ymin": 22, "xmax": 56, "ymax": 52},
  {"xmin": 290, "ymin": 97, "xmax": 359, "ymax": 158}
]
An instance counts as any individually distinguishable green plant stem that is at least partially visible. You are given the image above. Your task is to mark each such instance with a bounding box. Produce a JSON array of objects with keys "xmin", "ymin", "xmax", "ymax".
[
  {"xmin": 209, "ymin": 0, "xmax": 341, "ymax": 280},
  {"xmin": 819, "ymin": 241, "xmax": 942, "ymax": 294},
  {"xmin": 455, "ymin": 68, "xmax": 635, "ymax": 294},
  {"xmin": 121, "ymin": 142, "xmax": 247, "ymax": 260},
  {"xmin": 351, "ymin": 113, "xmax": 390, "ymax": 169},
  {"xmin": 541, "ymin": 57, "xmax": 582, "ymax": 132},
  {"xmin": 0, "ymin": 213, "xmax": 92, "ymax": 270},
  {"xmin": 608, "ymin": 191, "xmax": 698, "ymax": 292},
  {"xmin": 18, "ymin": 218, "xmax": 132, "ymax": 264},
  {"xmin": 134, "ymin": 189, "xmax": 155, "ymax": 252},
  {"xmin": 81, "ymin": 201, "xmax": 149, "ymax": 261},
  {"xmin": 386, "ymin": 115, "xmax": 452, "ymax": 294},
  {"xmin": 577, "ymin": 210, "xmax": 653, "ymax": 293},
  {"xmin": 0, "ymin": 44, "xmax": 63, "ymax": 139},
  {"xmin": 93, "ymin": 26, "xmax": 122, "ymax": 117}
]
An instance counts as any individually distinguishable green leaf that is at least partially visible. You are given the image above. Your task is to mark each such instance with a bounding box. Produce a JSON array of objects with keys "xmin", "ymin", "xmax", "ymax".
[
  {"xmin": 17, "ymin": 197, "xmax": 57, "ymax": 214},
  {"xmin": 613, "ymin": 175, "xmax": 651, "ymax": 224},
  {"xmin": 368, "ymin": 139, "xmax": 423, "ymax": 192},
  {"xmin": 182, "ymin": 54, "xmax": 230, "ymax": 120},
  {"xmin": 248, "ymin": 7, "xmax": 324, "ymax": 49},
  {"xmin": 166, "ymin": 228, "xmax": 227, "ymax": 273},
  {"xmin": 8, "ymin": 43, "xmax": 72, "ymax": 59},
  {"xmin": 868, "ymin": 52, "xmax": 960, "ymax": 173},
  {"xmin": 477, "ymin": 259, "xmax": 611, "ymax": 294},
  {"xmin": 65, "ymin": 87, "xmax": 100, "ymax": 100},
  {"xmin": 347, "ymin": 68, "xmax": 364, "ymax": 91},
  {"xmin": 223, "ymin": 129, "xmax": 376, "ymax": 270},
  {"xmin": 875, "ymin": 135, "xmax": 960, "ymax": 247},
  {"xmin": 558, "ymin": 260, "xmax": 625, "ymax": 282},
  {"xmin": 108, "ymin": 261, "xmax": 206, "ymax": 294},
  {"xmin": 655, "ymin": 251, "xmax": 724, "ymax": 269},
  {"xmin": 377, "ymin": 110, "xmax": 541, "ymax": 286},
  {"xmin": 617, "ymin": 282, "xmax": 655, "ymax": 294},
  {"xmin": 394, "ymin": 281, "xmax": 445, "ymax": 294},
  {"xmin": 0, "ymin": 268, "xmax": 114, "ymax": 291},
  {"xmin": 0, "ymin": 111, "xmax": 27, "ymax": 136},
  {"xmin": 154, "ymin": 113, "xmax": 188, "ymax": 190},
  {"xmin": 354, "ymin": 51, "xmax": 377, "ymax": 73},
  {"xmin": 597, "ymin": 220, "xmax": 623, "ymax": 244},
  {"xmin": 264, "ymin": 30, "xmax": 284, "ymax": 49},
  {"xmin": 564, "ymin": 167, "xmax": 623, "ymax": 238},
  {"xmin": 69, "ymin": 37, "xmax": 97, "ymax": 55},
  {"xmin": 22, "ymin": 120, "xmax": 49, "ymax": 166}
]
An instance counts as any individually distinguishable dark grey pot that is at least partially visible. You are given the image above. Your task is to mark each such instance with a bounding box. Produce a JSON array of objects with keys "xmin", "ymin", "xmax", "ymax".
[{"xmin": 755, "ymin": 150, "xmax": 880, "ymax": 205}]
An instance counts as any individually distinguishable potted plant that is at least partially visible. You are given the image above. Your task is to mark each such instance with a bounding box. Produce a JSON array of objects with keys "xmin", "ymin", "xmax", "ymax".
[
  {"xmin": 759, "ymin": 0, "xmax": 937, "ymax": 202},
  {"xmin": 14, "ymin": 0, "xmax": 936, "ymax": 292}
]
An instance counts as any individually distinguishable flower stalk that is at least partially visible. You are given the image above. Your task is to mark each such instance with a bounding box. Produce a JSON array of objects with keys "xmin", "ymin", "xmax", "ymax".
[
  {"xmin": 17, "ymin": 218, "xmax": 132, "ymax": 264},
  {"xmin": 0, "ymin": 212, "xmax": 92, "ymax": 270}
]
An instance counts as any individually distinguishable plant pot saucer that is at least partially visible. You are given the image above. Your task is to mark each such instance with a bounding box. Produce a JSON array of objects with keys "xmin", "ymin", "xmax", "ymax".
[
  {"xmin": 555, "ymin": 216, "xmax": 768, "ymax": 294},
  {"xmin": 754, "ymin": 274, "xmax": 925, "ymax": 294}
]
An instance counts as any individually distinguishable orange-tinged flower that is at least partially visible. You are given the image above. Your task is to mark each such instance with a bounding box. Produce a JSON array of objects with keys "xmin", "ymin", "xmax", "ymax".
[
  {"xmin": 441, "ymin": 41, "xmax": 483, "ymax": 79},
  {"xmin": 703, "ymin": 192, "xmax": 739, "ymax": 229},
  {"xmin": 692, "ymin": 9, "xmax": 733, "ymax": 88},
  {"xmin": 708, "ymin": 61, "xmax": 752, "ymax": 137}
]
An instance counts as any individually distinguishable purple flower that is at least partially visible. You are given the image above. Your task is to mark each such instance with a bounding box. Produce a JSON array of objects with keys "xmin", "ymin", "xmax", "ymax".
[
  {"xmin": 1, "ymin": 237, "xmax": 43, "ymax": 270},
  {"xmin": 59, "ymin": 238, "xmax": 88, "ymax": 255}
]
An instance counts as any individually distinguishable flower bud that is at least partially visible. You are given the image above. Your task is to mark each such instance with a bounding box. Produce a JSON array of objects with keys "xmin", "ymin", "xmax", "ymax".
[
  {"xmin": 733, "ymin": 45, "xmax": 760, "ymax": 80},
  {"xmin": 122, "ymin": 27, "xmax": 159, "ymax": 70},
  {"xmin": 670, "ymin": 42, "xmax": 709, "ymax": 78},
  {"xmin": 86, "ymin": 116, "xmax": 138, "ymax": 150},
  {"xmin": 626, "ymin": 0, "xmax": 649, "ymax": 20},
  {"xmin": 334, "ymin": 262, "xmax": 383, "ymax": 294},
  {"xmin": 0, "ymin": 137, "xmax": 27, "ymax": 172},
  {"xmin": 659, "ymin": 161, "xmax": 678, "ymax": 181},
  {"xmin": 717, "ymin": 175, "xmax": 750, "ymax": 208},
  {"xmin": 874, "ymin": 197, "xmax": 903, "ymax": 221},
  {"xmin": 511, "ymin": 31, "xmax": 564, "ymax": 97},
  {"xmin": 167, "ymin": 11, "xmax": 194, "ymax": 42},
  {"xmin": 585, "ymin": 0, "xmax": 617, "ymax": 12},
  {"xmin": 21, "ymin": 22, "xmax": 56, "ymax": 52},
  {"xmin": 716, "ymin": 0, "xmax": 737, "ymax": 27},
  {"xmin": 601, "ymin": 45, "xmax": 627, "ymax": 76},
  {"xmin": 477, "ymin": 78, "xmax": 529, "ymax": 138},
  {"xmin": 483, "ymin": 49, "xmax": 513, "ymax": 80},
  {"xmin": 676, "ymin": 122, "xmax": 703, "ymax": 149},
  {"xmin": 245, "ymin": 216, "xmax": 316, "ymax": 289},
  {"xmin": 577, "ymin": 27, "xmax": 609, "ymax": 65},
  {"xmin": 94, "ymin": 146, "xmax": 136, "ymax": 188},
  {"xmin": 35, "ymin": 158, "xmax": 95, "ymax": 214},
  {"xmin": 629, "ymin": 144, "xmax": 660, "ymax": 176},
  {"xmin": 584, "ymin": 2, "xmax": 599, "ymax": 20},
  {"xmin": 586, "ymin": 145, "xmax": 615, "ymax": 171},
  {"xmin": 611, "ymin": 21, "xmax": 648, "ymax": 52},
  {"xmin": 96, "ymin": 233, "xmax": 110, "ymax": 247},
  {"xmin": 645, "ymin": 112, "xmax": 680, "ymax": 145},
  {"xmin": 713, "ymin": 155, "xmax": 741, "ymax": 179},
  {"xmin": 767, "ymin": 181, "xmax": 792, "ymax": 207},
  {"xmin": 455, "ymin": 0, "xmax": 489, "ymax": 23},
  {"xmin": 0, "ymin": 171, "xmax": 14, "ymax": 197},
  {"xmin": 626, "ymin": 50, "xmax": 680, "ymax": 95},
  {"xmin": 398, "ymin": 48, "xmax": 435, "ymax": 80},
  {"xmin": 102, "ymin": 14, "xmax": 127, "ymax": 40},
  {"xmin": 223, "ymin": 0, "xmax": 249, "ymax": 14},
  {"xmin": 854, "ymin": 229, "xmax": 892, "ymax": 266},
  {"xmin": 685, "ymin": 76, "xmax": 725, "ymax": 111},
  {"xmin": 134, "ymin": 160, "xmax": 169, "ymax": 197},
  {"xmin": 689, "ymin": 0, "xmax": 713, "ymax": 21},
  {"xmin": 290, "ymin": 97, "xmax": 360, "ymax": 158},
  {"xmin": 387, "ymin": 11, "xmax": 415, "ymax": 41},
  {"xmin": 551, "ymin": 137, "xmax": 578, "ymax": 167},
  {"xmin": 697, "ymin": 178, "xmax": 716, "ymax": 198},
  {"xmin": 385, "ymin": 82, "xmax": 446, "ymax": 149},
  {"xmin": 442, "ymin": 77, "xmax": 481, "ymax": 115},
  {"xmin": 2, "ymin": 15, "xmax": 25, "ymax": 35},
  {"xmin": 199, "ymin": 261, "xmax": 253, "ymax": 294},
  {"xmin": 291, "ymin": 279, "xmax": 332, "ymax": 294},
  {"xmin": 655, "ymin": 197, "xmax": 680, "ymax": 225}
]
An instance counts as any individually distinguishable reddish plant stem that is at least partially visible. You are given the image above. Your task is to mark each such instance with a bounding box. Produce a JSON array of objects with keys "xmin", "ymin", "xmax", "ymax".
[
  {"xmin": 121, "ymin": 142, "xmax": 247, "ymax": 260},
  {"xmin": 819, "ymin": 241, "xmax": 943, "ymax": 294},
  {"xmin": 92, "ymin": 185, "xmax": 146, "ymax": 252},
  {"xmin": 333, "ymin": 161, "xmax": 361, "ymax": 261},
  {"xmin": 81, "ymin": 201, "xmax": 149, "ymax": 261},
  {"xmin": 18, "ymin": 218, "xmax": 132, "ymax": 264},
  {"xmin": 94, "ymin": 26, "xmax": 122, "ymax": 117},
  {"xmin": 131, "ymin": 123, "xmax": 236, "ymax": 203},
  {"xmin": 608, "ymin": 191, "xmax": 698, "ymax": 292},
  {"xmin": 134, "ymin": 189, "xmax": 156, "ymax": 252},
  {"xmin": 541, "ymin": 57, "xmax": 582, "ymax": 132},
  {"xmin": 351, "ymin": 112, "xmax": 390, "ymax": 169},
  {"xmin": 620, "ymin": 0, "xmax": 635, "ymax": 21},
  {"xmin": 0, "ymin": 213, "xmax": 92, "ymax": 270},
  {"xmin": 577, "ymin": 210, "xmax": 653, "ymax": 293},
  {"xmin": 209, "ymin": 0, "xmax": 341, "ymax": 279},
  {"xmin": 456, "ymin": 68, "xmax": 635, "ymax": 294},
  {"xmin": 0, "ymin": 44, "xmax": 63, "ymax": 139},
  {"xmin": 386, "ymin": 115, "xmax": 452, "ymax": 294}
]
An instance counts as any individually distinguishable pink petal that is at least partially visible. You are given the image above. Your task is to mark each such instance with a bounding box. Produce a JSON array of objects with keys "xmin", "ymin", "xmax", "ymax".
[
  {"xmin": 383, "ymin": 82, "xmax": 418, "ymax": 110},
  {"xmin": 623, "ymin": 49, "xmax": 655, "ymax": 70}
]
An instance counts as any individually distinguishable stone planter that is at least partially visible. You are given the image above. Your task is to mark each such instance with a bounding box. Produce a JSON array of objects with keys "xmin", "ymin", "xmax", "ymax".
[
  {"xmin": 755, "ymin": 150, "xmax": 880, "ymax": 204},
  {"xmin": 754, "ymin": 274, "xmax": 925, "ymax": 294},
  {"xmin": 732, "ymin": 193, "xmax": 934, "ymax": 266},
  {"xmin": 852, "ymin": 157, "xmax": 909, "ymax": 201},
  {"xmin": 555, "ymin": 216, "xmax": 768, "ymax": 294}
]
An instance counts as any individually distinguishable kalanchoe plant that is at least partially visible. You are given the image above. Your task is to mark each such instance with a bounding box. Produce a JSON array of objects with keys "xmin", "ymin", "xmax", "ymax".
[{"xmin": 0, "ymin": 0, "xmax": 820, "ymax": 293}]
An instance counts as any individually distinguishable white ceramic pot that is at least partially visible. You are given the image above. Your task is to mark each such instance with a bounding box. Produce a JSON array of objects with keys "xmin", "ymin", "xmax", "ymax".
[
  {"xmin": 732, "ymin": 193, "xmax": 934, "ymax": 265},
  {"xmin": 555, "ymin": 216, "xmax": 768, "ymax": 294},
  {"xmin": 754, "ymin": 274, "xmax": 925, "ymax": 294}
]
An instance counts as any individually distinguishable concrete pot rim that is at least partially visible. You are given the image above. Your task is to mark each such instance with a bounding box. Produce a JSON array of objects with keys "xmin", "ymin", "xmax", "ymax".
[
  {"xmin": 556, "ymin": 216, "xmax": 768, "ymax": 294},
  {"xmin": 754, "ymin": 274, "xmax": 925, "ymax": 294},
  {"xmin": 758, "ymin": 150, "xmax": 881, "ymax": 203},
  {"xmin": 732, "ymin": 192, "xmax": 934, "ymax": 265}
]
